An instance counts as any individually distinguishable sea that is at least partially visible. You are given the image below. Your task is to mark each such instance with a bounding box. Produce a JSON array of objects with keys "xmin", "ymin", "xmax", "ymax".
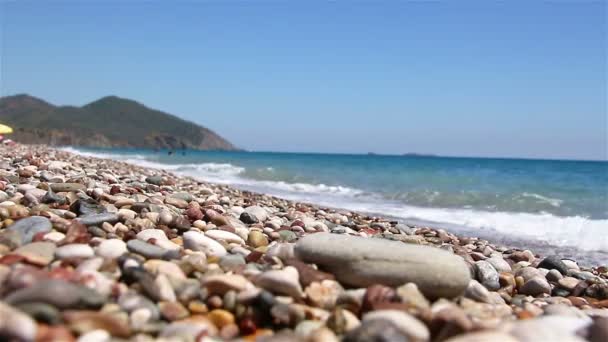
[{"xmin": 63, "ymin": 147, "xmax": 608, "ymax": 265}]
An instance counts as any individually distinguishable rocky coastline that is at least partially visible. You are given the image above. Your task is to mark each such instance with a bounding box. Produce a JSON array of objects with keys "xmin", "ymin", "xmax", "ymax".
[{"xmin": 0, "ymin": 144, "xmax": 606, "ymax": 341}]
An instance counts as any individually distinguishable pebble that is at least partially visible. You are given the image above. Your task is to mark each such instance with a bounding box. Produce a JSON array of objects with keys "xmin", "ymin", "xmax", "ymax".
[
  {"xmin": 76, "ymin": 213, "xmax": 119, "ymax": 226},
  {"xmin": 538, "ymin": 256, "xmax": 570, "ymax": 275},
  {"xmin": 55, "ymin": 243, "xmax": 95, "ymax": 259},
  {"xmin": 248, "ymin": 230, "xmax": 269, "ymax": 247},
  {"xmin": 295, "ymin": 233, "xmax": 470, "ymax": 298},
  {"xmin": 206, "ymin": 229, "xmax": 245, "ymax": 244},
  {"xmin": 520, "ymin": 277, "xmax": 552, "ymax": 296},
  {"xmin": 7, "ymin": 216, "xmax": 53, "ymax": 243},
  {"xmin": 50, "ymin": 182, "xmax": 86, "ymax": 192},
  {"xmin": 255, "ymin": 266, "xmax": 304, "ymax": 298},
  {"xmin": 474, "ymin": 260, "xmax": 500, "ymax": 290},
  {"xmin": 0, "ymin": 302, "xmax": 38, "ymax": 341},
  {"xmin": 343, "ymin": 319, "xmax": 409, "ymax": 342},
  {"xmin": 362, "ymin": 309, "xmax": 430, "ymax": 341},
  {"xmin": 126, "ymin": 239, "xmax": 174, "ymax": 259},
  {"xmin": 96, "ymin": 239, "xmax": 127, "ymax": 259},
  {"xmin": 203, "ymin": 274, "xmax": 254, "ymax": 295},
  {"xmin": 183, "ymin": 231, "xmax": 227, "ymax": 257},
  {"xmin": 5, "ymin": 279, "xmax": 106, "ymax": 309},
  {"xmin": 12, "ymin": 241, "xmax": 56, "ymax": 265}
]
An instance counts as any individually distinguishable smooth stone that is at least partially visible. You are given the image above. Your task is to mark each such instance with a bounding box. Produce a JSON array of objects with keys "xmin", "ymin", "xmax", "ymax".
[
  {"xmin": 589, "ymin": 317, "xmax": 608, "ymax": 342},
  {"xmin": 126, "ymin": 239, "xmax": 176, "ymax": 260},
  {"xmin": 5, "ymin": 279, "xmax": 106, "ymax": 309},
  {"xmin": 205, "ymin": 230, "xmax": 245, "ymax": 244},
  {"xmin": 55, "ymin": 244, "xmax": 95, "ymax": 259},
  {"xmin": 279, "ymin": 230, "xmax": 298, "ymax": 242},
  {"xmin": 507, "ymin": 315, "xmax": 591, "ymax": 342},
  {"xmin": 266, "ymin": 243, "xmax": 295, "ymax": 261},
  {"xmin": 143, "ymin": 260, "xmax": 186, "ymax": 280},
  {"xmin": 77, "ymin": 330, "xmax": 111, "ymax": 342},
  {"xmin": 15, "ymin": 302, "xmax": 62, "ymax": 325},
  {"xmin": 219, "ymin": 254, "xmax": 246, "ymax": 271},
  {"xmin": 396, "ymin": 283, "xmax": 430, "ymax": 310},
  {"xmin": 558, "ymin": 277, "xmax": 580, "ymax": 291},
  {"xmin": 444, "ymin": 332, "xmax": 519, "ymax": 342},
  {"xmin": 547, "ymin": 269, "xmax": 564, "ymax": 282},
  {"xmin": 474, "ymin": 260, "xmax": 500, "ymax": 290},
  {"xmin": 0, "ymin": 302, "xmax": 37, "ymax": 341},
  {"xmin": 255, "ymin": 266, "xmax": 304, "ymax": 298},
  {"xmin": 295, "ymin": 233, "xmax": 471, "ymax": 298},
  {"xmin": 137, "ymin": 229, "xmax": 169, "ymax": 241},
  {"xmin": 538, "ymin": 256, "xmax": 570, "ymax": 275},
  {"xmin": 240, "ymin": 211, "xmax": 259, "ymax": 224},
  {"xmin": 96, "ymin": 239, "xmax": 127, "ymax": 259},
  {"xmin": 7, "ymin": 216, "xmax": 53, "ymax": 243},
  {"xmin": 464, "ymin": 279, "xmax": 495, "ymax": 304},
  {"xmin": 343, "ymin": 319, "xmax": 408, "ymax": 342},
  {"xmin": 244, "ymin": 206, "xmax": 268, "ymax": 222},
  {"xmin": 362, "ymin": 310, "xmax": 430, "ymax": 341},
  {"xmin": 145, "ymin": 176, "xmax": 163, "ymax": 185},
  {"xmin": 76, "ymin": 213, "xmax": 119, "ymax": 226},
  {"xmin": 118, "ymin": 292, "xmax": 160, "ymax": 320},
  {"xmin": 183, "ymin": 231, "xmax": 227, "ymax": 257},
  {"xmin": 248, "ymin": 230, "xmax": 269, "ymax": 248},
  {"xmin": 50, "ymin": 183, "xmax": 86, "ymax": 192},
  {"xmin": 159, "ymin": 321, "xmax": 218, "ymax": 340},
  {"xmin": 520, "ymin": 277, "xmax": 552, "ymax": 296},
  {"xmin": 202, "ymin": 274, "xmax": 254, "ymax": 295},
  {"xmin": 13, "ymin": 242, "xmax": 56, "ymax": 265},
  {"xmin": 486, "ymin": 256, "xmax": 512, "ymax": 273},
  {"xmin": 63, "ymin": 311, "xmax": 131, "ymax": 338}
]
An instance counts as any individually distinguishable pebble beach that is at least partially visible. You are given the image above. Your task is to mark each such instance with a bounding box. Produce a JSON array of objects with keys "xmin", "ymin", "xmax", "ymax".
[{"xmin": 0, "ymin": 144, "xmax": 606, "ymax": 342}]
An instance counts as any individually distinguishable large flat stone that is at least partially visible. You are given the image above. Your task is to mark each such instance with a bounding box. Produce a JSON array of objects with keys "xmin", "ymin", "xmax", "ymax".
[{"xmin": 294, "ymin": 233, "xmax": 470, "ymax": 298}]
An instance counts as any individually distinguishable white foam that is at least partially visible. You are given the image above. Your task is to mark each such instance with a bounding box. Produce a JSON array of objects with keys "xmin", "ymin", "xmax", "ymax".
[
  {"xmin": 63, "ymin": 146, "xmax": 608, "ymax": 254},
  {"xmin": 520, "ymin": 192, "xmax": 563, "ymax": 207}
]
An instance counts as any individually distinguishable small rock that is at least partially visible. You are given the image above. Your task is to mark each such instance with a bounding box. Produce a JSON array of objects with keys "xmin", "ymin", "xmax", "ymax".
[
  {"xmin": 50, "ymin": 183, "xmax": 86, "ymax": 192},
  {"xmin": 362, "ymin": 310, "xmax": 430, "ymax": 341},
  {"xmin": 12, "ymin": 242, "xmax": 56, "ymax": 266},
  {"xmin": 256, "ymin": 266, "xmax": 304, "ymax": 298},
  {"xmin": 206, "ymin": 229, "xmax": 244, "ymax": 244},
  {"xmin": 77, "ymin": 213, "xmax": 119, "ymax": 226},
  {"xmin": 248, "ymin": 230, "xmax": 269, "ymax": 248},
  {"xmin": 0, "ymin": 302, "xmax": 38, "ymax": 341},
  {"xmin": 183, "ymin": 231, "xmax": 227, "ymax": 257},
  {"xmin": 159, "ymin": 301, "xmax": 189, "ymax": 321},
  {"xmin": 63, "ymin": 310, "xmax": 131, "ymax": 338},
  {"xmin": 7, "ymin": 216, "xmax": 52, "ymax": 243},
  {"xmin": 5, "ymin": 279, "xmax": 106, "ymax": 309},
  {"xmin": 55, "ymin": 244, "xmax": 95, "ymax": 259},
  {"xmin": 474, "ymin": 260, "xmax": 500, "ymax": 290},
  {"xmin": 343, "ymin": 319, "xmax": 408, "ymax": 342},
  {"xmin": 520, "ymin": 277, "xmax": 552, "ymax": 296},
  {"xmin": 558, "ymin": 277, "xmax": 580, "ymax": 291},
  {"xmin": 538, "ymin": 256, "xmax": 570, "ymax": 275},
  {"xmin": 96, "ymin": 239, "xmax": 127, "ymax": 259}
]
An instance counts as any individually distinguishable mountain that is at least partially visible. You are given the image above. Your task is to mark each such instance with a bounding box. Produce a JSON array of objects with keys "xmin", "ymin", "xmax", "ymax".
[{"xmin": 0, "ymin": 94, "xmax": 238, "ymax": 150}]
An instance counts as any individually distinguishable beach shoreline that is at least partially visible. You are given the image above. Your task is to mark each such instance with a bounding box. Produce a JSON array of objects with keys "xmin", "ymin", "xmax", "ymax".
[{"xmin": 0, "ymin": 143, "xmax": 607, "ymax": 341}]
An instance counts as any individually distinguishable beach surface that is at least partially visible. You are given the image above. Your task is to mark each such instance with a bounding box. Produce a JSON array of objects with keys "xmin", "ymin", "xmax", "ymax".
[{"xmin": 0, "ymin": 144, "xmax": 607, "ymax": 341}]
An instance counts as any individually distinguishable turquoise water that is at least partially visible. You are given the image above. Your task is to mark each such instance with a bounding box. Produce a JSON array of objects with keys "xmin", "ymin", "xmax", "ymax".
[{"xmin": 65, "ymin": 147, "xmax": 608, "ymax": 263}]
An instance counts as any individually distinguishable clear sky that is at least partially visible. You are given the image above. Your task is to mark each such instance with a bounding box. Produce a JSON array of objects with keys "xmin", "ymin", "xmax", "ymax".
[{"xmin": 1, "ymin": 1, "xmax": 606, "ymax": 160}]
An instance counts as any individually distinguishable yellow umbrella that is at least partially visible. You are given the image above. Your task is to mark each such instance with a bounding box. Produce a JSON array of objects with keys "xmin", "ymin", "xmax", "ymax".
[{"xmin": 0, "ymin": 124, "xmax": 13, "ymax": 134}]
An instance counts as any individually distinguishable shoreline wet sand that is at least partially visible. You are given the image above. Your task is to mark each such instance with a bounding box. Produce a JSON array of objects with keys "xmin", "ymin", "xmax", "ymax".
[{"xmin": 0, "ymin": 144, "xmax": 606, "ymax": 341}]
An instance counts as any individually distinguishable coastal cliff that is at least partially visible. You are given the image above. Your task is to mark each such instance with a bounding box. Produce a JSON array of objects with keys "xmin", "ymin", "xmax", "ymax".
[{"xmin": 0, "ymin": 94, "xmax": 238, "ymax": 150}]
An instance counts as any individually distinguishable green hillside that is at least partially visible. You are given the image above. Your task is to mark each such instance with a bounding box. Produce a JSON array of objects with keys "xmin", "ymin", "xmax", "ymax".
[{"xmin": 0, "ymin": 94, "xmax": 238, "ymax": 150}]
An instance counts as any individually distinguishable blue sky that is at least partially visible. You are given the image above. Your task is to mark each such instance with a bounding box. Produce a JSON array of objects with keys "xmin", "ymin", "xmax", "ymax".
[{"xmin": 1, "ymin": 1, "xmax": 606, "ymax": 160}]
